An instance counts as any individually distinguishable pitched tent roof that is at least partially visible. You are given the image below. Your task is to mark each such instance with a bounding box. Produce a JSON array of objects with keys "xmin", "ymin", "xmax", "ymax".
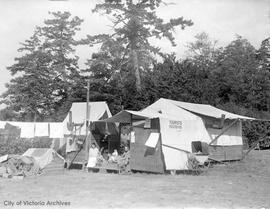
[
  {"xmin": 104, "ymin": 97, "xmax": 254, "ymax": 124},
  {"xmin": 141, "ymin": 98, "xmax": 200, "ymax": 120},
  {"xmin": 63, "ymin": 102, "xmax": 112, "ymax": 134},
  {"xmin": 103, "ymin": 110, "xmax": 159, "ymax": 123},
  {"xmin": 64, "ymin": 102, "xmax": 112, "ymax": 123},
  {"xmin": 104, "ymin": 98, "xmax": 209, "ymax": 124},
  {"xmin": 102, "ymin": 108, "xmax": 194, "ymax": 124}
]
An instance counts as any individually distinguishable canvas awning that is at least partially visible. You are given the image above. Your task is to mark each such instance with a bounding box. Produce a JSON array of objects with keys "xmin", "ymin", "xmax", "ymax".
[
  {"xmin": 101, "ymin": 110, "xmax": 160, "ymax": 123},
  {"xmin": 166, "ymin": 99, "xmax": 255, "ymax": 120}
]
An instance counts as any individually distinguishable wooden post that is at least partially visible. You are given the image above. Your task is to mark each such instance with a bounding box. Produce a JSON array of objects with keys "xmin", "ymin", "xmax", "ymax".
[
  {"xmin": 108, "ymin": 130, "xmax": 110, "ymax": 153},
  {"xmin": 209, "ymin": 119, "xmax": 239, "ymax": 145},
  {"xmin": 130, "ymin": 114, "xmax": 133, "ymax": 127},
  {"xmin": 33, "ymin": 112, "xmax": 37, "ymax": 148},
  {"xmin": 85, "ymin": 80, "xmax": 90, "ymax": 165},
  {"xmin": 119, "ymin": 123, "xmax": 122, "ymax": 148},
  {"xmin": 220, "ymin": 114, "xmax": 225, "ymax": 128}
]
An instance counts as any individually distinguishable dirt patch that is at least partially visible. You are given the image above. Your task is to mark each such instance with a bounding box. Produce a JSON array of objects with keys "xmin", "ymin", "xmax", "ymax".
[{"xmin": 0, "ymin": 150, "xmax": 270, "ymax": 209}]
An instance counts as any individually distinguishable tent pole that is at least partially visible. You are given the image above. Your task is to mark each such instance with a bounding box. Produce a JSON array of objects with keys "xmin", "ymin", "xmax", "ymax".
[
  {"xmin": 209, "ymin": 119, "xmax": 239, "ymax": 146},
  {"xmin": 119, "ymin": 123, "xmax": 122, "ymax": 150},
  {"xmin": 242, "ymin": 133, "xmax": 269, "ymax": 159},
  {"xmin": 162, "ymin": 144, "xmax": 191, "ymax": 154}
]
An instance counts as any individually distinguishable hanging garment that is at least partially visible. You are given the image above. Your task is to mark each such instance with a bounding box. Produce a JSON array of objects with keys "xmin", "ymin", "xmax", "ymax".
[
  {"xmin": 35, "ymin": 123, "xmax": 49, "ymax": 137},
  {"xmin": 17, "ymin": 122, "xmax": 35, "ymax": 138},
  {"xmin": 49, "ymin": 123, "xmax": 64, "ymax": 138},
  {"xmin": 0, "ymin": 121, "xmax": 6, "ymax": 129},
  {"xmin": 86, "ymin": 147, "xmax": 99, "ymax": 168},
  {"xmin": 66, "ymin": 136, "xmax": 78, "ymax": 153}
]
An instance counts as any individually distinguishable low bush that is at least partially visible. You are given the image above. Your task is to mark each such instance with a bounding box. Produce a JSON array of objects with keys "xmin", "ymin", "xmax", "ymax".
[{"xmin": 0, "ymin": 137, "xmax": 52, "ymax": 156}]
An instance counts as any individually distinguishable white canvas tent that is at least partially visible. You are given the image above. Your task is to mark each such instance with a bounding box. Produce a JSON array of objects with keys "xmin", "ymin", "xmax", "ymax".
[
  {"xmin": 103, "ymin": 98, "xmax": 254, "ymax": 171},
  {"xmin": 64, "ymin": 102, "xmax": 117, "ymax": 166},
  {"xmin": 63, "ymin": 102, "xmax": 112, "ymax": 136},
  {"xmin": 63, "ymin": 101, "xmax": 113, "ymax": 152}
]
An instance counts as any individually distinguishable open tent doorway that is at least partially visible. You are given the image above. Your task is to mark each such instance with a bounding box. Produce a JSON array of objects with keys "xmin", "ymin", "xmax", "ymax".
[
  {"xmin": 63, "ymin": 102, "xmax": 114, "ymax": 168},
  {"xmin": 91, "ymin": 121, "xmax": 120, "ymax": 162}
]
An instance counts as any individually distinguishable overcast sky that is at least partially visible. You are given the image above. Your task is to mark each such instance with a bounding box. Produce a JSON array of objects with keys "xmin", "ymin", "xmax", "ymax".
[{"xmin": 0, "ymin": 0, "xmax": 269, "ymax": 99}]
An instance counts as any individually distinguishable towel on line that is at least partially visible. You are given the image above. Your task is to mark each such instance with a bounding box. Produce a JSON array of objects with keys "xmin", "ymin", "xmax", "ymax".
[
  {"xmin": 35, "ymin": 123, "xmax": 49, "ymax": 137},
  {"xmin": 49, "ymin": 123, "xmax": 64, "ymax": 138}
]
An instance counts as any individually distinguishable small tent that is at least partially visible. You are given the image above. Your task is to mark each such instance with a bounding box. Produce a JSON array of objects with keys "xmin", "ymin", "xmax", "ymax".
[
  {"xmin": 103, "ymin": 98, "xmax": 255, "ymax": 173},
  {"xmin": 23, "ymin": 148, "xmax": 64, "ymax": 173}
]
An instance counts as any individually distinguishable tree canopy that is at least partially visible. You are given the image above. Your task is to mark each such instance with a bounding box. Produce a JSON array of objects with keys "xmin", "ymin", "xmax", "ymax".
[
  {"xmin": 1, "ymin": 10, "xmax": 270, "ymax": 146},
  {"xmin": 84, "ymin": 0, "xmax": 193, "ymax": 91},
  {"xmin": 0, "ymin": 12, "xmax": 83, "ymax": 121}
]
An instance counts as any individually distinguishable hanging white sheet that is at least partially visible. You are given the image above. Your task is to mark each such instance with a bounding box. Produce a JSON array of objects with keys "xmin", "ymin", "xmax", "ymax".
[
  {"xmin": 35, "ymin": 123, "xmax": 49, "ymax": 137},
  {"xmin": 49, "ymin": 123, "xmax": 64, "ymax": 138}
]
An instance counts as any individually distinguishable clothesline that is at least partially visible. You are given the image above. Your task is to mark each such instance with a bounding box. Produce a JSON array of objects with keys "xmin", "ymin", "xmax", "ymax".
[{"xmin": 0, "ymin": 121, "xmax": 64, "ymax": 139}]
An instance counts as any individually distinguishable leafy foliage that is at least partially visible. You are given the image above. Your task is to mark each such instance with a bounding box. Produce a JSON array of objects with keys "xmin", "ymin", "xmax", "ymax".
[
  {"xmin": 1, "ymin": 12, "xmax": 84, "ymax": 121},
  {"xmin": 0, "ymin": 138, "xmax": 52, "ymax": 156},
  {"xmin": 257, "ymin": 37, "xmax": 270, "ymax": 71},
  {"xmin": 81, "ymin": 33, "xmax": 270, "ymax": 146},
  {"xmin": 186, "ymin": 32, "xmax": 220, "ymax": 67},
  {"xmin": 1, "ymin": 10, "xmax": 270, "ymax": 147},
  {"xmin": 84, "ymin": 0, "xmax": 193, "ymax": 91}
]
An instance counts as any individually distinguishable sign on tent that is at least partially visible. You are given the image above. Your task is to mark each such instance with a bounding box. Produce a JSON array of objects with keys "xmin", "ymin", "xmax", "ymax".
[{"xmin": 145, "ymin": 133, "xmax": 160, "ymax": 148}]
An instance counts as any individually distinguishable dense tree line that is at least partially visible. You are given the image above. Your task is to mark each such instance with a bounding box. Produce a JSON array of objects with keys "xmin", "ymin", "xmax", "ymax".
[{"xmin": 1, "ymin": 4, "xmax": 270, "ymax": 145}]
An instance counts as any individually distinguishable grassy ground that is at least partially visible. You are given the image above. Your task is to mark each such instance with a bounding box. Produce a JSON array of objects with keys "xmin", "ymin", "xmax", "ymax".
[{"xmin": 0, "ymin": 150, "xmax": 270, "ymax": 209}]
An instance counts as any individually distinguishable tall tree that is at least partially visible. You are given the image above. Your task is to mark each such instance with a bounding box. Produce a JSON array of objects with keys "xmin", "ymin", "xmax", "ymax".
[
  {"xmin": 211, "ymin": 36, "xmax": 270, "ymax": 112},
  {"xmin": 85, "ymin": 0, "xmax": 193, "ymax": 91},
  {"xmin": 143, "ymin": 56, "xmax": 217, "ymax": 105},
  {"xmin": 186, "ymin": 32, "xmax": 221, "ymax": 68},
  {"xmin": 257, "ymin": 37, "xmax": 270, "ymax": 71},
  {"xmin": 1, "ymin": 12, "xmax": 83, "ymax": 121}
]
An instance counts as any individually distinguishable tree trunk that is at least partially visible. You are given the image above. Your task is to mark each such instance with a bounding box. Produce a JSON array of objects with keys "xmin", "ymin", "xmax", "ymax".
[{"xmin": 131, "ymin": 49, "xmax": 141, "ymax": 91}]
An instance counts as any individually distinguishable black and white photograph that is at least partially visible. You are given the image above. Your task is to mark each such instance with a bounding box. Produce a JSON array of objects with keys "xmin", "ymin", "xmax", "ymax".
[{"xmin": 0, "ymin": 0, "xmax": 270, "ymax": 208}]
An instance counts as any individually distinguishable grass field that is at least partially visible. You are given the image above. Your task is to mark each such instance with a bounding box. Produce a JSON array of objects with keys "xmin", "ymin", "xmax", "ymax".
[{"xmin": 0, "ymin": 150, "xmax": 270, "ymax": 209}]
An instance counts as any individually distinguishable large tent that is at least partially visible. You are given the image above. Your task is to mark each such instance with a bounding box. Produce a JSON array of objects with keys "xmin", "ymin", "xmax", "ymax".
[{"xmin": 103, "ymin": 98, "xmax": 255, "ymax": 172}]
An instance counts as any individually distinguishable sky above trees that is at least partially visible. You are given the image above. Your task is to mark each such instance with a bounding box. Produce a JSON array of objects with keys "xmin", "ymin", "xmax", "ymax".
[{"xmin": 0, "ymin": 0, "xmax": 269, "ymax": 99}]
